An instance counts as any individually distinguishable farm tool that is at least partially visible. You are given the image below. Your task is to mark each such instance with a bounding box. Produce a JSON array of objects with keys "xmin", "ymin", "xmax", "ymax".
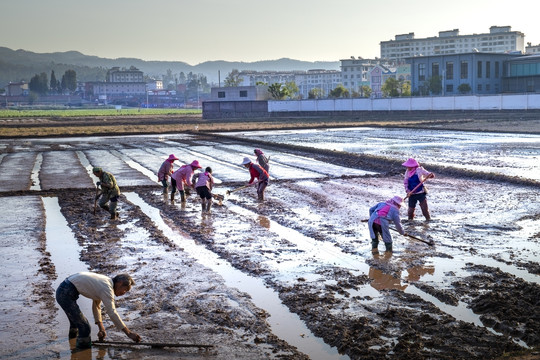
[
  {"xmin": 404, "ymin": 172, "xmax": 434, "ymax": 199},
  {"xmin": 389, "ymin": 227, "xmax": 435, "ymax": 246},
  {"xmin": 94, "ymin": 340, "xmax": 213, "ymax": 349},
  {"xmin": 93, "ymin": 186, "xmax": 101, "ymax": 215},
  {"xmin": 226, "ymin": 182, "xmax": 256, "ymax": 196}
]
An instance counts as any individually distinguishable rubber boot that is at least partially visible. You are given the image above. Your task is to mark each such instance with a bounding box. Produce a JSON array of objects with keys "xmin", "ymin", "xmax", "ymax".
[
  {"xmin": 180, "ymin": 191, "xmax": 186, "ymax": 203},
  {"xmin": 407, "ymin": 207, "xmax": 415, "ymax": 220},
  {"xmin": 68, "ymin": 328, "xmax": 78, "ymax": 339},
  {"xmin": 201, "ymin": 199, "xmax": 206, "ymax": 212},
  {"xmin": 75, "ymin": 336, "xmax": 92, "ymax": 349},
  {"xmin": 100, "ymin": 204, "xmax": 110, "ymax": 212},
  {"xmin": 206, "ymin": 200, "xmax": 212, "ymax": 212},
  {"xmin": 419, "ymin": 200, "xmax": 431, "ymax": 220},
  {"xmin": 110, "ymin": 211, "xmax": 118, "ymax": 220},
  {"xmin": 371, "ymin": 239, "xmax": 379, "ymax": 252},
  {"xmin": 385, "ymin": 242, "xmax": 393, "ymax": 252},
  {"xmin": 171, "ymin": 192, "xmax": 175, "ymax": 202}
]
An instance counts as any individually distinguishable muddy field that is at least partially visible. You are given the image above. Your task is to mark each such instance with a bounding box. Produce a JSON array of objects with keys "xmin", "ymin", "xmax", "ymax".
[{"xmin": 1, "ymin": 118, "xmax": 540, "ymax": 360}]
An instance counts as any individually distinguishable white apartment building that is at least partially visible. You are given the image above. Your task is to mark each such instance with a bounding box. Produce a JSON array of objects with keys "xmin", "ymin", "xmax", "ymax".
[
  {"xmin": 380, "ymin": 26, "xmax": 525, "ymax": 61},
  {"xmin": 106, "ymin": 66, "xmax": 144, "ymax": 82},
  {"xmin": 526, "ymin": 43, "xmax": 540, "ymax": 55},
  {"xmin": 295, "ymin": 69, "xmax": 341, "ymax": 98},
  {"xmin": 341, "ymin": 57, "xmax": 401, "ymax": 93}
]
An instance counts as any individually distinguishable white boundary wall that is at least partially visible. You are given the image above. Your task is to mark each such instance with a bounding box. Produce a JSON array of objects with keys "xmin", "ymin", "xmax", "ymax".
[{"xmin": 268, "ymin": 94, "xmax": 540, "ymax": 112}]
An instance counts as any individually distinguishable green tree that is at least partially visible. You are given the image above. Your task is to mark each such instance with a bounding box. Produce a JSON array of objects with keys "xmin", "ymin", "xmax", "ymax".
[
  {"xmin": 284, "ymin": 81, "xmax": 299, "ymax": 99},
  {"xmin": 360, "ymin": 85, "xmax": 372, "ymax": 98},
  {"xmin": 382, "ymin": 77, "xmax": 400, "ymax": 97},
  {"xmin": 268, "ymin": 83, "xmax": 289, "ymax": 100},
  {"xmin": 458, "ymin": 83, "xmax": 471, "ymax": 94},
  {"xmin": 50, "ymin": 70, "xmax": 57, "ymax": 94},
  {"xmin": 308, "ymin": 88, "xmax": 323, "ymax": 99},
  {"xmin": 329, "ymin": 84, "xmax": 349, "ymax": 98},
  {"xmin": 224, "ymin": 69, "xmax": 243, "ymax": 87},
  {"xmin": 400, "ymin": 81, "xmax": 411, "ymax": 96},
  {"xmin": 427, "ymin": 75, "xmax": 442, "ymax": 95},
  {"xmin": 63, "ymin": 70, "xmax": 77, "ymax": 93},
  {"xmin": 29, "ymin": 72, "xmax": 48, "ymax": 95}
]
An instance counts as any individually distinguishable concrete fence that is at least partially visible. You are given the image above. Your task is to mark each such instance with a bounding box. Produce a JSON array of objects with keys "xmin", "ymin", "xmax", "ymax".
[{"xmin": 268, "ymin": 94, "xmax": 540, "ymax": 112}]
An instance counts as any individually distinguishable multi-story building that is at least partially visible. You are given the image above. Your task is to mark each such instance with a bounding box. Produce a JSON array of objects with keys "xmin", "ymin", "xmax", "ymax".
[
  {"xmin": 525, "ymin": 43, "xmax": 540, "ymax": 55},
  {"xmin": 295, "ymin": 69, "xmax": 341, "ymax": 98},
  {"xmin": 239, "ymin": 71, "xmax": 297, "ymax": 87},
  {"xmin": 91, "ymin": 66, "xmax": 146, "ymax": 100},
  {"xmin": 503, "ymin": 54, "xmax": 540, "ymax": 93},
  {"xmin": 408, "ymin": 52, "xmax": 521, "ymax": 95},
  {"xmin": 381, "ymin": 26, "xmax": 525, "ymax": 61},
  {"xmin": 340, "ymin": 57, "xmax": 378, "ymax": 93}
]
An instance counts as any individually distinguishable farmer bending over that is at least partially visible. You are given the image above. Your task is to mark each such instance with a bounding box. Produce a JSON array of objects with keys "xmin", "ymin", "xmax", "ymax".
[
  {"xmin": 194, "ymin": 166, "xmax": 215, "ymax": 212},
  {"xmin": 170, "ymin": 160, "xmax": 202, "ymax": 202},
  {"xmin": 93, "ymin": 167, "xmax": 120, "ymax": 220},
  {"xmin": 157, "ymin": 154, "xmax": 179, "ymax": 194},
  {"xmin": 241, "ymin": 157, "xmax": 269, "ymax": 201},
  {"xmin": 56, "ymin": 272, "xmax": 141, "ymax": 349},
  {"xmin": 368, "ymin": 196, "xmax": 405, "ymax": 253}
]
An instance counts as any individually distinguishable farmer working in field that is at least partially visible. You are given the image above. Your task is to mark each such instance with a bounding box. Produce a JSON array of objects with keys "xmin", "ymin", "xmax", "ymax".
[
  {"xmin": 93, "ymin": 167, "xmax": 120, "ymax": 220},
  {"xmin": 157, "ymin": 154, "xmax": 179, "ymax": 194},
  {"xmin": 170, "ymin": 160, "xmax": 202, "ymax": 202},
  {"xmin": 402, "ymin": 158, "xmax": 435, "ymax": 220},
  {"xmin": 56, "ymin": 272, "xmax": 141, "ymax": 349},
  {"xmin": 368, "ymin": 196, "xmax": 405, "ymax": 253},
  {"xmin": 241, "ymin": 157, "xmax": 269, "ymax": 201},
  {"xmin": 194, "ymin": 166, "xmax": 215, "ymax": 212},
  {"xmin": 254, "ymin": 149, "xmax": 270, "ymax": 172}
]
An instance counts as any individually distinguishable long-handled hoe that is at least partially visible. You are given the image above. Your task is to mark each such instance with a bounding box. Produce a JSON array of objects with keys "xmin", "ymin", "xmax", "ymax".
[{"xmin": 93, "ymin": 187, "xmax": 100, "ymax": 215}]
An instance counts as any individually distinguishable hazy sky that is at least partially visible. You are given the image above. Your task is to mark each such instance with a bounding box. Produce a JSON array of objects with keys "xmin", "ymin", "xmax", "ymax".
[{"xmin": 2, "ymin": 0, "xmax": 539, "ymax": 64}]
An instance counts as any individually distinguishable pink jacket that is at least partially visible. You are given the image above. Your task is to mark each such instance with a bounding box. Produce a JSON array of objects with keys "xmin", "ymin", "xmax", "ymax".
[
  {"xmin": 195, "ymin": 171, "xmax": 214, "ymax": 189},
  {"xmin": 171, "ymin": 165, "xmax": 194, "ymax": 190},
  {"xmin": 157, "ymin": 160, "xmax": 174, "ymax": 181}
]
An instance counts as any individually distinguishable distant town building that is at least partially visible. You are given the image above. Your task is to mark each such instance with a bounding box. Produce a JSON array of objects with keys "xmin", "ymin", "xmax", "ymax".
[
  {"xmin": 381, "ymin": 26, "xmax": 525, "ymax": 61},
  {"xmin": 4, "ymin": 81, "xmax": 28, "ymax": 96},
  {"xmin": 294, "ymin": 69, "xmax": 341, "ymax": 98},
  {"xmin": 369, "ymin": 64, "xmax": 396, "ymax": 98},
  {"xmin": 407, "ymin": 52, "xmax": 522, "ymax": 95},
  {"xmin": 525, "ymin": 43, "xmax": 540, "ymax": 55},
  {"xmin": 210, "ymin": 85, "xmax": 270, "ymax": 101},
  {"xmin": 239, "ymin": 71, "xmax": 297, "ymax": 87},
  {"xmin": 503, "ymin": 54, "xmax": 540, "ymax": 93},
  {"xmin": 90, "ymin": 66, "xmax": 146, "ymax": 100},
  {"xmin": 340, "ymin": 57, "xmax": 406, "ymax": 95}
]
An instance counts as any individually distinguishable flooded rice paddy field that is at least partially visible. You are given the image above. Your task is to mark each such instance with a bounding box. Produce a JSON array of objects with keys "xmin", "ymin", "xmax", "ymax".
[{"xmin": 0, "ymin": 128, "xmax": 539, "ymax": 360}]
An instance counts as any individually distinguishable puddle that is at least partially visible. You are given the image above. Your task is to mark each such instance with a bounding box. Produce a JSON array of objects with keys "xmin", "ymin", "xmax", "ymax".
[
  {"xmin": 42, "ymin": 196, "xmax": 93, "ymax": 357},
  {"xmin": 124, "ymin": 192, "xmax": 349, "ymax": 360},
  {"xmin": 30, "ymin": 153, "xmax": 42, "ymax": 191}
]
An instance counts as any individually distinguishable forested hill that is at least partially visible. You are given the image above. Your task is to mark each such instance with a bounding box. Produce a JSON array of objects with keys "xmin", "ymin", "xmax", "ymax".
[{"xmin": 0, "ymin": 47, "xmax": 340, "ymax": 85}]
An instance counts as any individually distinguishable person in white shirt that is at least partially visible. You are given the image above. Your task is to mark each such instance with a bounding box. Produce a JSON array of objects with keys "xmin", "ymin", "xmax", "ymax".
[{"xmin": 55, "ymin": 271, "xmax": 141, "ymax": 349}]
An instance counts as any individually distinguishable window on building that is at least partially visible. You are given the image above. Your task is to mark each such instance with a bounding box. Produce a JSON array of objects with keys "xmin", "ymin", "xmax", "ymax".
[
  {"xmin": 432, "ymin": 62, "xmax": 439, "ymax": 77},
  {"xmin": 486, "ymin": 61, "xmax": 491, "ymax": 78},
  {"xmin": 418, "ymin": 63, "xmax": 426, "ymax": 81},
  {"xmin": 495, "ymin": 61, "xmax": 500, "ymax": 78},
  {"xmin": 460, "ymin": 61, "xmax": 468, "ymax": 79},
  {"xmin": 478, "ymin": 84, "xmax": 482, "ymax": 91},
  {"xmin": 477, "ymin": 61, "xmax": 482, "ymax": 78},
  {"xmin": 486, "ymin": 84, "xmax": 491, "ymax": 91},
  {"xmin": 239, "ymin": 90, "xmax": 248, "ymax": 97},
  {"xmin": 446, "ymin": 84, "xmax": 453, "ymax": 93},
  {"xmin": 218, "ymin": 91, "xmax": 225, "ymax": 98},
  {"xmin": 446, "ymin": 62, "xmax": 454, "ymax": 80}
]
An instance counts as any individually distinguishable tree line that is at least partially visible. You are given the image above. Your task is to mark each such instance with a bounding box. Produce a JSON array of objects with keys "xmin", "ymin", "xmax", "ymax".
[{"xmin": 29, "ymin": 69, "xmax": 77, "ymax": 95}]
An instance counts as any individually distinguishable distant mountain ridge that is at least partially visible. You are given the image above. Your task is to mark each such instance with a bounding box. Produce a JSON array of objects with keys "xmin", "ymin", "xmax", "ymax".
[{"xmin": 0, "ymin": 47, "xmax": 340, "ymax": 85}]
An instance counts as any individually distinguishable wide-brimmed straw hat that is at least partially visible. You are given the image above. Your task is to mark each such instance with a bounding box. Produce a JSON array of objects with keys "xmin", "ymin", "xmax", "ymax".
[
  {"xmin": 241, "ymin": 157, "xmax": 252, "ymax": 165},
  {"xmin": 167, "ymin": 154, "xmax": 179, "ymax": 161},
  {"xmin": 190, "ymin": 160, "xmax": 202, "ymax": 169},
  {"xmin": 402, "ymin": 158, "xmax": 419, "ymax": 168}
]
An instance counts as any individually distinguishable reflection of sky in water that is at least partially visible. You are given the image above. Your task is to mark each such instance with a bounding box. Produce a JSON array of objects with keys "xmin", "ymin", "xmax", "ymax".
[{"xmin": 229, "ymin": 128, "xmax": 540, "ymax": 181}]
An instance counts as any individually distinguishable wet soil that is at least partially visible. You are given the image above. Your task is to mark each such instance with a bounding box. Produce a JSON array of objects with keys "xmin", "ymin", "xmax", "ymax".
[{"xmin": 1, "ymin": 117, "xmax": 539, "ymax": 359}]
